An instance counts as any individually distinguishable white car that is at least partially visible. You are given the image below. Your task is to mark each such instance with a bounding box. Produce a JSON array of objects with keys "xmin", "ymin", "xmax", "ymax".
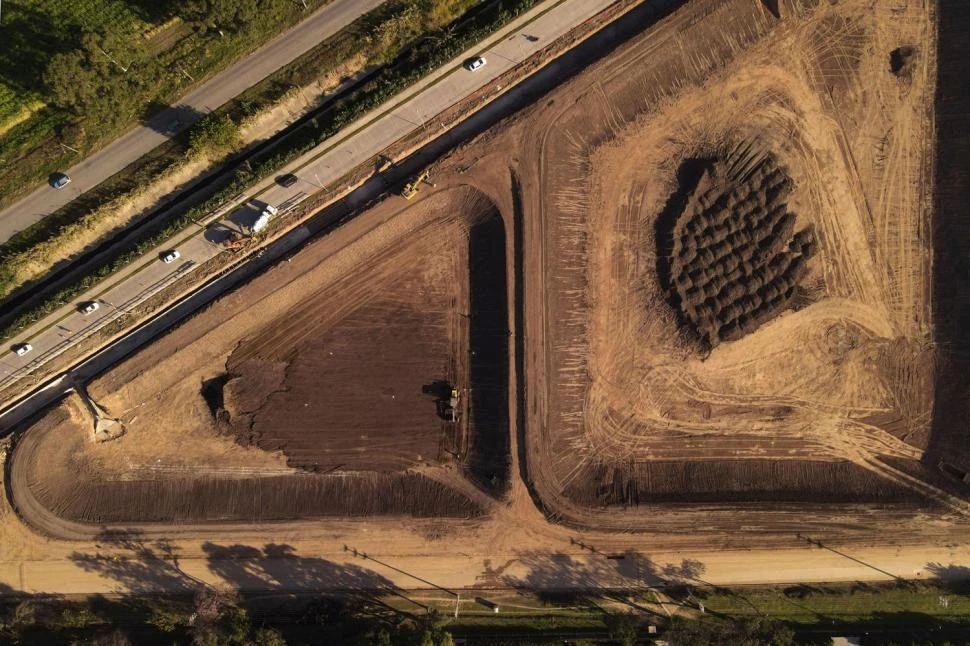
[
  {"xmin": 50, "ymin": 173, "xmax": 71, "ymax": 189},
  {"xmin": 464, "ymin": 56, "xmax": 487, "ymax": 72},
  {"xmin": 79, "ymin": 301, "xmax": 100, "ymax": 315},
  {"xmin": 161, "ymin": 250, "xmax": 181, "ymax": 264},
  {"xmin": 262, "ymin": 204, "xmax": 279, "ymax": 217},
  {"xmin": 13, "ymin": 343, "xmax": 32, "ymax": 357}
]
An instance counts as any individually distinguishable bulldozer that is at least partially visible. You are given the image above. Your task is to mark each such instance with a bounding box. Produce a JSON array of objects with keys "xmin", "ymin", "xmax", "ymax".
[{"xmin": 401, "ymin": 170, "xmax": 434, "ymax": 200}]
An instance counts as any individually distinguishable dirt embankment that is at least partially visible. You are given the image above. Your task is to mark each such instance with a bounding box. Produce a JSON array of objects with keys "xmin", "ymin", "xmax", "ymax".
[{"xmin": 9, "ymin": 186, "xmax": 512, "ymax": 530}]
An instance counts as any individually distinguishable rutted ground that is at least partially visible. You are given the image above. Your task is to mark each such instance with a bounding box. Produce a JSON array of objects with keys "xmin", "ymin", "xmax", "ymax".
[
  {"xmin": 5, "ymin": 0, "xmax": 967, "ymax": 569},
  {"xmin": 518, "ymin": 0, "xmax": 948, "ymax": 529},
  {"xmin": 10, "ymin": 186, "xmax": 509, "ymax": 528}
]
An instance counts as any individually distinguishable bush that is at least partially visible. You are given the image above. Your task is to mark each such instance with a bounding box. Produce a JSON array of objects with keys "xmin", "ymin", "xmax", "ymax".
[{"xmin": 190, "ymin": 113, "xmax": 240, "ymax": 155}]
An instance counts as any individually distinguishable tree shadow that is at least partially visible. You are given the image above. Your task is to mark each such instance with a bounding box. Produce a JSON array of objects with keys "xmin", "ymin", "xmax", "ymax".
[
  {"xmin": 926, "ymin": 562, "xmax": 970, "ymax": 593},
  {"xmin": 0, "ymin": 4, "xmax": 77, "ymax": 95},
  {"xmin": 68, "ymin": 529, "xmax": 200, "ymax": 595},
  {"xmin": 201, "ymin": 542, "xmax": 398, "ymax": 594},
  {"xmin": 68, "ymin": 529, "xmax": 433, "ymax": 617},
  {"xmin": 139, "ymin": 103, "xmax": 207, "ymax": 137},
  {"xmin": 502, "ymin": 550, "xmax": 676, "ymax": 611}
]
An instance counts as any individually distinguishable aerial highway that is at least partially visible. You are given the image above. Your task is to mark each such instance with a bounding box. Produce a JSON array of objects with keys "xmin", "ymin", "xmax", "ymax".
[
  {"xmin": 0, "ymin": 0, "xmax": 623, "ymax": 396},
  {"xmin": 0, "ymin": 0, "xmax": 385, "ymax": 244}
]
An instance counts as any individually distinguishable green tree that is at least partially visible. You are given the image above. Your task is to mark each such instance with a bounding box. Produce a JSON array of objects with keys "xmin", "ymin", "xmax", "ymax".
[
  {"xmin": 252, "ymin": 627, "xmax": 286, "ymax": 646},
  {"xmin": 183, "ymin": 0, "xmax": 261, "ymax": 32},
  {"xmin": 43, "ymin": 29, "xmax": 148, "ymax": 118},
  {"xmin": 190, "ymin": 586, "xmax": 253, "ymax": 646},
  {"xmin": 664, "ymin": 616, "xmax": 796, "ymax": 646},
  {"xmin": 189, "ymin": 114, "xmax": 240, "ymax": 155},
  {"xmin": 605, "ymin": 611, "xmax": 639, "ymax": 646}
]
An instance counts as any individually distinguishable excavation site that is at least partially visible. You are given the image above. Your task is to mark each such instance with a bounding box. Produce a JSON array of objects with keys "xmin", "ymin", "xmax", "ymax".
[
  {"xmin": 507, "ymin": 0, "xmax": 961, "ymax": 534},
  {"xmin": 9, "ymin": 187, "xmax": 509, "ymax": 531},
  {"xmin": 7, "ymin": 0, "xmax": 970, "ymax": 550}
]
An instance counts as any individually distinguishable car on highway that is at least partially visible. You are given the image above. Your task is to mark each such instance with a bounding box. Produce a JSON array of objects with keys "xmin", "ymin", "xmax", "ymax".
[
  {"xmin": 160, "ymin": 250, "xmax": 181, "ymax": 264},
  {"xmin": 464, "ymin": 56, "xmax": 487, "ymax": 71},
  {"xmin": 276, "ymin": 173, "xmax": 298, "ymax": 187},
  {"xmin": 50, "ymin": 173, "xmax": 72, "ymax": 189},
  {"xmin": 12, "ymin": 343, "xmax": 32, "ymax": 357},
  {"xmin": 78, "ymin": 301, "xmax": 100, "ymax": 315}
]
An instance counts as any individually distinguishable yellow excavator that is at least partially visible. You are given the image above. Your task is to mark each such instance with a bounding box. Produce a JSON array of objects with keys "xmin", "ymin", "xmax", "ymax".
[{"xmin": 401, "ymin": 170, "xmax": 433, "ymax": 200}]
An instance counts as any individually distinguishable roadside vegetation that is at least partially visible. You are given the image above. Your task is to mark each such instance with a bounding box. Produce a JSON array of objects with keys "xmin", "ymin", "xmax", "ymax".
[
  {"xmin": 0, "ymin": 0, "xmax": 541, "ymax": 343},
  {"xmin": 0, "ymin": 579, "xmax": 968, "ymax": 644},
  {"xmin": 0, "ymin": 0, "xmax": 339, "ymax": 211}
]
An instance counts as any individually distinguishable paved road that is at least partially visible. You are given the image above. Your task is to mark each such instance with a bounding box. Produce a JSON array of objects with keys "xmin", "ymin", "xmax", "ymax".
[
  {"xmin": 0, "ymin": 0, "xmax": 616, "ymax": 391},
  {"xmin": 0, "ymin": 0, "xmax": 385, "ymax": 245}
]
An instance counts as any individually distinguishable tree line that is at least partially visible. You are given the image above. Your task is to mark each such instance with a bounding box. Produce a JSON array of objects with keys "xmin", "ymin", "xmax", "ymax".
[{"xmin": 42, "ymin": 0, "xmax": 288, "ymax": 122}]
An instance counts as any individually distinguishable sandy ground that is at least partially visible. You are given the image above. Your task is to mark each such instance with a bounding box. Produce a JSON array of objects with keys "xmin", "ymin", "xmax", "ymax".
[
  {"xmin": 0, "ymin": 0, "xmax": 966, "ymax": 596},
  {"xmin": 517, "ymin": 0, "xmax": 945, "ymax": 529}
]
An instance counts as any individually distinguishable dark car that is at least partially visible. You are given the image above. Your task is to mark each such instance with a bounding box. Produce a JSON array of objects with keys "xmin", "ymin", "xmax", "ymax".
[
  {"xmin": 276, "ymin": 173, "xmax": 298, "ymax": 188},
  {"xmin": 49, "ymin": 172, "xmax": 72, "ymax": 189}
]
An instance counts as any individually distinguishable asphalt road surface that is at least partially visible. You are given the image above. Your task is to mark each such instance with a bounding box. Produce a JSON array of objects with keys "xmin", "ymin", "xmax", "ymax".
[
  {"xmin": 0, "ymin": 0, "xmax": 616, "ymax": 391},
  {"xmin": 0, "ymin": 0, "xmax": 385, "ymax": 245}
]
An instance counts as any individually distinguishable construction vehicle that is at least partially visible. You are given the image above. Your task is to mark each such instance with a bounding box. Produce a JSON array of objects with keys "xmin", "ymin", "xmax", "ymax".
[
  {"xmin": 221, "ymin": 230, "xmax": 251, "ymax": 252},
  {"xmin": 442, "ymin": 387, "xmax": 461, "ymax": 423},
  {"xmin": 401, "ymin": 170, "xmax": 434, "ymax": 200}
]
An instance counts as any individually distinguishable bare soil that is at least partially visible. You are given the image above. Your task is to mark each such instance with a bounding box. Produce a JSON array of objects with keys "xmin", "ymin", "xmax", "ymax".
[
  {"xmin": 7, "ymin": 0, "xmax": 963, "ymax": 550},
  {"xmin": 11, "ymin": 186, "xmax": 508, "ymax": 525},
  {"xmin": 510, "ymin": 0, "xmax": 950, "ymax": 528}
]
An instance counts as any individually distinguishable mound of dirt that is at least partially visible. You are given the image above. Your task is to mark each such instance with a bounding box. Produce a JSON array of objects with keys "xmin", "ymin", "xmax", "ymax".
[
  {"xmin": 658, "ymin": 156, "xmax": 816, "ymax": 348},
  {"xmin": 890, "ymin": 45, "xmax": 916, "ymax": 77}
]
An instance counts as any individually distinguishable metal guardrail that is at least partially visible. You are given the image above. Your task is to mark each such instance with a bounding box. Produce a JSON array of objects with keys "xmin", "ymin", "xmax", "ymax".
[{"xmin": 0, "ymin": 261, "xmax": 196, "ymax": 389}]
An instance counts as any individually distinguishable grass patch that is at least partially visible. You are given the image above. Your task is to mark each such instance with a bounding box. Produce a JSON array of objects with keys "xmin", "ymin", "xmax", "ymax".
[{"xmin": 694, "ymin": 581, "xmax": 970, "ymax": 626}]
